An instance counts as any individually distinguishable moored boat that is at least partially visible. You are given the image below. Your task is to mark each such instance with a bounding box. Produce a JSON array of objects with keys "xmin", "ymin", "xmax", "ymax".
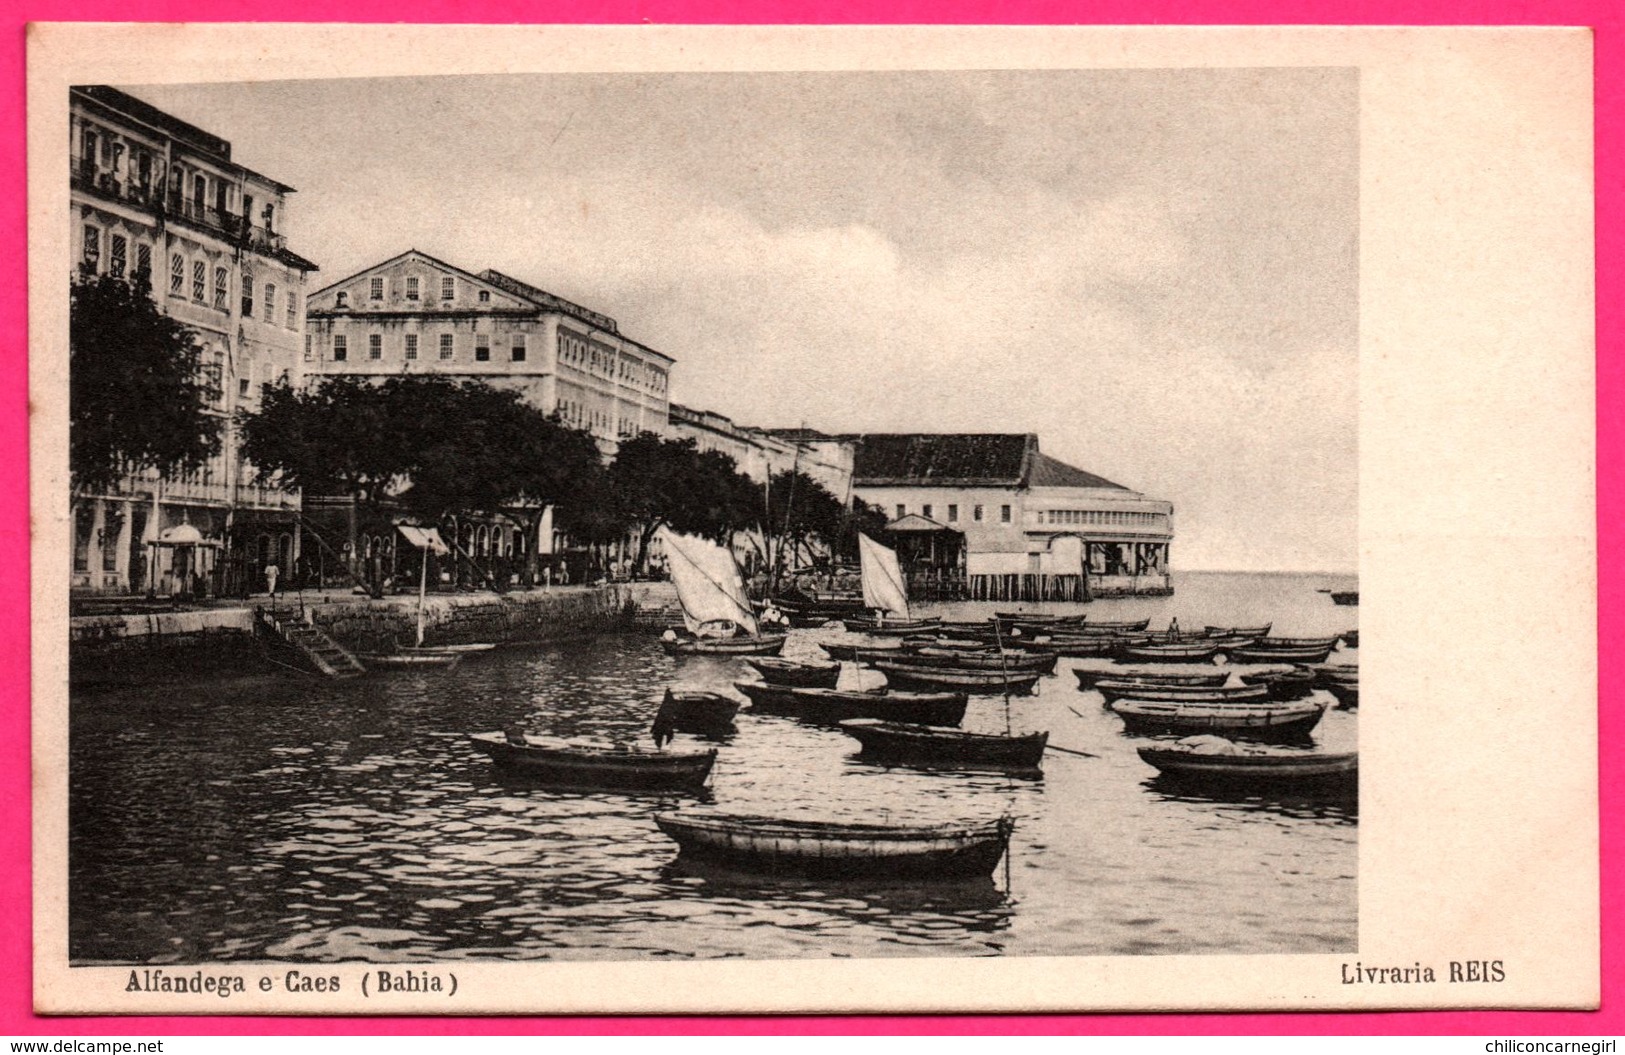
[
  {"xmin": 651, "ymin": 689, "xmax": 741, "ymax": 744},
  {"xmin": 1117, "ymin": 642, "xmax": 1222, "ymax": 664},
  {"xmin": 872, "ymin": 661, "xmax": 1042, "ymax": 695},
  {"xmin": 820, "ymin": 641, "xmax": 905, "ymax": 661},
  {"xmin": 470, "ymin": 731, "xmax": 717, "ymax": 791},
  {"xmin": 1096, "ymin": 681, "xmax": 1268, "ymax": 705},
  {"xmin": 745, "ymin": 657, "xmax": 842, "ymax": 688},
  {"xmin": 1226, "ymin": 644, "xmax": 1336, "ymax": 665},
  {"xmin": 1205, "ymin": 624, "xmax": 1272, "ymax": 638},
  {"xmin": 1138, "ymin": 736, "xmax": 1356, "ymax": 790},
  {"xmin": 838, "ymin": 719, "xmax": 1049, "ymax": 769},
  {"xmin": 1238, "ymin": 668, "xmax": 1318, "ymax": 701},
  {"xmin": 356, "ymin": 650, "xmax": 463, "ymax": 670},
  {"xmin": 1074, "ymin": 667, "xmax": 1230, "ymax": 691},
  {"xmin": 734, "ymin": 682, "xmax": 968, "ymax": 726},
  {"xmin": 1111, "ymin": 698, "xmax": 1328, "ymax": 741},
  {"xmin": 1327, "ymin": 682, "xmax": 1360, "ymax": 709},
  {"xmin": 1329, "ymin": 591, "xmax": 1359, "ymax": 606},
  {"xmin": 660, "ymin": 527, "xmax": 787, "ymax": 658},
  {"xmin": 662, "ymin": 632, "xmax": 789, "ymax": 656},
  {"xmin": 653, "ymin": 811, "xmax": 1016, "ymax": 878},
  {"xmin": 877, "ymin": 648, "xmax": 1056, "ymax": 674},
  {"xmin": 842, "ymin": 616, "xmax": 943, "ymax": 636},
  {"xmin": 1257, "ymin": 635, "xmax": 1342, "ymax": 649}
]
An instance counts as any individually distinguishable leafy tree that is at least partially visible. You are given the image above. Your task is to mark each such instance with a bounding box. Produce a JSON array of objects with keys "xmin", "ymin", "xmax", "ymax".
[
  {"xmin": 70, "ymin": 273, "xmax": 221, "ymax": 497},
  {"xmin": 610, "ymin": 433, "xmax": 760, "ymax": 571},
  {"xmin": 759, "ymin": 469, "xmax": 845, "ymax": 580}
]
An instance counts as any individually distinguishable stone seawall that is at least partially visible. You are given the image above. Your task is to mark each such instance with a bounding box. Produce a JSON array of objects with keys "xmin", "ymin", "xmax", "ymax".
[{"xmin": 70, "ymin": 583, "xmax": 678, "ymax": 684}]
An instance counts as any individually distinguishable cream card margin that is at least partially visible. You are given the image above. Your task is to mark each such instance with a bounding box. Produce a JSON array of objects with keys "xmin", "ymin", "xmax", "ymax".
[{"xmin": 27, "ymin": 24, "xmax": 1598, "ymax": 1014}]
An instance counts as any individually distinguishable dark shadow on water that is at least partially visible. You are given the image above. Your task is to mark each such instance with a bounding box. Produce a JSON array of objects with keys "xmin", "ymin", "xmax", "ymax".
[
  {"xmin": 1142, "ymin": 774, "xmax": 1358, "ymax": 823},
  {"xmin": 479, "ymin": 769, "xmax": 717, "ymax": 803}
]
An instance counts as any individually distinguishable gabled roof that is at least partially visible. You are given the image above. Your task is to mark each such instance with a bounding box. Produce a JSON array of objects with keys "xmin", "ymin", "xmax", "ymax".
[
  {"xmin": 851, "ymin": 433, "xmax": 1131, "ymax": 492},
  {"xmin": 305, "ymin": 249, "xmax": 533, "ymax": 307},
  {"xmin": 884, "ymin": 514, "xmax": 959, "ymax": 533},
  {"xmin": 852, "ymin": 434, "xmax": 1035, "ymax": 486},
  {"xmin": 479, "ymin": 269, "xmax": 618, "ymax": 335},
  {"xmin": 1026, "ymin": 451, "xmax": 1127, "ymax": 491}
]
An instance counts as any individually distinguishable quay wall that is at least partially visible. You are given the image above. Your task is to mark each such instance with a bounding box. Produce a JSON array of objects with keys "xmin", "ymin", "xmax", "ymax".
[{"xmin": 70, "ymin": 583, "xmax": 678, "ymax": 684}]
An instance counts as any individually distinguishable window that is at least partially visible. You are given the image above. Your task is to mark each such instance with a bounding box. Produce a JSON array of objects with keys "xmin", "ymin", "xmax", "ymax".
[
  {"xmin": 511, "ymin": 335, "xmax": 526, "ymax": 362},
  {"xmin": 80, "ymin": 226, "xmax": 100, "ymax": 271},
  {"xmin": 264, "ymin": 284, "xmax": 275, "ymax": 323},
  {"xmin": 369, "ymin": 276, "xmax": 384, "ymax": 301},
  {"xmin": 895, "ymin": 504, "xmax": 906, "ymax": 520},
  {"xmin": 192, "ymin": 260, "xmax": 206, "ymax": 302},
  {"xmin": 192, "ymin": 173, "xmax": 206, "ymax": 214},
  {"xmin": 287, "ymin": 291, "xmax": 297, "ymax": 329},
  {"xmin": 213, "ymin": 268, "xmax": 228, "ymax": 310},
  {"xmin": 333, "ymin": 335, "xmax": 347, "ymax": 362},
  {"xmin": 368, "ymin": 334, "xmax": 382, "ymax": 360},
  {"xmin": 404, "ymin": 334, "xmax": 418, "ymax": 360},
  {"xmin": 109, "ymin": 235, "xmax": 126, "ymax": 278},
  {"xmin": 478, "ymin": 290, "xmax": 490, "ymax": 303},
  {"xmin": 240, "ymin": 266, "xmax": 254, "ymax": 316},
  {"xmin": 304, "ymin": 334, "xmax": 314, "ymax": 362},
  {"xmin": 439, "ymin": 333, "xmax": 454, "ymax": 360},
  {"xmin": 405, "ymin": 276, "xmax": 419, "ymax": 300},
  {"xmin": 973, "ymin": 504, "xmax": 984, "ymax": 522},
  {"xmin": 922, "ymin": 504, "xmax": 933, "ymax": 520},
  {"xmin": 474, "ymin": 335, "xmax": 490, "ymax": 362},
  {"xmin": 239, "ymin": 378, "xmax": 250, "ymax": 398},
  {"xmin": 1000, "ymin": 504, "xmax": 1012, "ymax": 523},
  {"xmin": 441, "ymin": 277, "xmax": 454, "ymax": 301},
  {"xmin": 134, "ymin": 243, "xmax": 151, "ymax": 281}
]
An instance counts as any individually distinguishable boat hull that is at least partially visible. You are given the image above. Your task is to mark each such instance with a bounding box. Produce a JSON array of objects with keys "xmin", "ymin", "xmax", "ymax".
[
  {"xmin": 872, "ymin": 662, "xmax": 1042, "ymax": 695},
  {"xmin": 652, "ymin": 690, "xmax": 741, "ymax": 740},
  {"xmin": 1116, "ymin": 644, "xmax": 1221, "ymax": 664},
  {"xmin": 1238, "ymin": 670, "xmax": 1318, "ymax": 701},
  {"xmin": 357, "ymin": 651, "xmax": 462, "ymax": 669},
  {"xmin": 654, "ymin": 812, "xmax": 1015, "ymax": 879},
  {"xmin": 842, "ymin": 618, "xmax": 943, "ymax": 636},
  {"xmin": 745, "ymin": 658, "xmax": 841, "ymax": 688},
  {"xmin": 1075, "ymin": 668, "xmax": 1229, "ymax": 690},
  {"xmin": 1226, "ymin": 645, "xmax": 1336, "ymax": 665},
  {"xmin": 839, "ymin": 719, "xmax": 1048, "ymax": 769},
  {"xmin": 470, "ymin": 733, "xmax": 717, "ymax": 791},
  {"xmin": 1139, "ymin": 746, "xmax": 1357, "ymax": 790},
  {"xmin": 662, "ymin": 633, "xmax": 788, "ymax": 657},
  {"xmin": 1112, "ymin": 700, "xmax": 1328, "ymax": 742},
  {"xmin": 734, "ymin": 682, "xmax": 967, "ymax": 726},
  {"xmin": 1096, "ymin": 681, "xmax": 1268, "ymax": 705},
  {"xmin": 1327, "ymin": 682, "xmax": 1360, "ymax": 709}
]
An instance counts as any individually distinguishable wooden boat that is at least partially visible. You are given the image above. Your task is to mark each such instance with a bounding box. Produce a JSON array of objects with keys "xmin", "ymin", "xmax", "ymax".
[
  {"xmin": 1138, "ymin": 736, "xmax": 1357, "ymax": 789},
  {"xmin": 1074, "ymin": 667, "xmax": 1230, "ymax": 691},
  {"xmin": 427, "ymin": 642, "xmax": 498, "ymax": 654},
  {"xmin": 1205, "ymin": 624, "xmax": 1272, "ymax": 638},
  {"xmin": 357, "ymin": 650, "xmax": 463, "ymax": 670},
  {"xmin": 841, "ymin": 616, "xmax": 943, "ymax": 636},
  {"xmin": 1329, "ymin": 591, "xmax": 1359, "ymax": 606},
  {"xmin": 838, "ymin": 719, "xmax": 1049, "ymax": 769},
  {"xmin": 877, "ymin": 648, "xmax": 1056, "ymax": 674},
  {"xmin": 1327, "ymin": 682, "xmax": 1360, "ymax": 709},
  {"xmin": 1037, "ymin": 636, "xmax": 1121, "ymax": 658},
  {"xmin": 872, "ymin": 662, "xmax": 1043, "ymax": 695},
  {"xmin": 1077, "ymin": 618, "xmax": 1151, "ymax": 631},
  {"xmin": 662, "ymin": 631, "xmax": 788, "ymax": 656},
  {"xmin": 1096, "ymin": 681, "xmax": 1268, "ymax": 705},
  {"xmin": 1117, "ymin": 642, "xmax": 1222, "ymax": 664},
  {"xmin": 651, "ymin": 689, "xmax": 741, "ymax": 745},
  {"xmin": 660, "ymin": 527, "xmax": 787, "ymax": 658},
  {"xmin": 745, "ymin": 657, "xmax": 841, "ymax": 688},
  {"xmin": 1112, "ymin": 698, "xmax": 1328, "ymax": 741},
  {"xmin": 1226, "ymin": 644, "xmax": 1336, "ymax": 665},
  {"xmin": 1257, "ymin": 635, "xmax": 1342, "ymax": 649},
  {"xmin": 820, "ymin": 641, "xmax": 905, "ymax": 661},
  {"xmin": 653, "ymin": 811, "xmax": 1016, "ymax": 879},
  {"xmin": 734, "ymin": 682, "xmax": 968, "ymax": 726},
  {"xmin": 470, "ymin": 731, "xmax": 717, "ymax": 791},
  {"xmin": 1238, "ymin": 668, "xmax": 1318, "ymax": 701},
  {"xmin": 995, "ymin": 611, "xmax": 1088, "ymax": 625}
]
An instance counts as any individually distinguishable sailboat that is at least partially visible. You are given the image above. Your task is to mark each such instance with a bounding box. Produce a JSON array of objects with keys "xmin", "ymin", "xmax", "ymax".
[
  {"xmin": 659, "ymin": 528, "xmax": 788, "ymax": 656},
  {"xmin": 840, "ymin": 534, "xmax": 941, "ymax": 635},
  {"xmin": 356, "ymin": 524, "xmax": 481, "ymax": 669}
]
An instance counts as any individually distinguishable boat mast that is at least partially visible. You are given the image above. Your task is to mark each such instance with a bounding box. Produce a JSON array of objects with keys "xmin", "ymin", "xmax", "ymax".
[
  {"xmin": 415, "ymin": 540, "xmax": 429, "ymax": 648},
  {"xmin": 770, "ymin": 434, "xmax": 803, "ymax": 598}
]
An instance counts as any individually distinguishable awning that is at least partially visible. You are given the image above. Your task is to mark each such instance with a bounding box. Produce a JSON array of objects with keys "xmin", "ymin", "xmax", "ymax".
[
  {"xmin": 154, "ymin": 524, "xmax": 221, "ymax": 548},
  {"xmin": 883, "ymin": 514, "xmax": 961, "ymax": 534},
  {"xmin": 397, "ymin": 525, "xmax": 451, "ymax": 555}
]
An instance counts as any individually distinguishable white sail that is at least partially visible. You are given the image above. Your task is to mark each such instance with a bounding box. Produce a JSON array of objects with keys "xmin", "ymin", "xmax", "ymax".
[
  {"xmin": 659, "ymin": 528, "xmax": 760, "ymax": 637},
  {"xmin": 858, "ymin": 533, "xmax": 910, "ymax": 617}
]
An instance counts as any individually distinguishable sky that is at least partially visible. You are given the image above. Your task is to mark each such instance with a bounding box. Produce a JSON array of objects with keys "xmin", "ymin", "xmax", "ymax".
[{"xmin": 123, "ymin": 69, "xmax": 1358, "ymax": 573}]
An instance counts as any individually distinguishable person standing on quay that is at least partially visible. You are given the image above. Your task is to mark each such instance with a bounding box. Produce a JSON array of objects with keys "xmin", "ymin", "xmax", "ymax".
[{"xmin": 265, "ymin": 561, "xmax": 280, "ymax": 603}]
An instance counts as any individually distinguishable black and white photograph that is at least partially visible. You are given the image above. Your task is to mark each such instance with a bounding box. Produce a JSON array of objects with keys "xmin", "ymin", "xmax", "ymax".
[{"xmin": 32, "ymin": 24, "xmax": 1597, "ymax": 1014}]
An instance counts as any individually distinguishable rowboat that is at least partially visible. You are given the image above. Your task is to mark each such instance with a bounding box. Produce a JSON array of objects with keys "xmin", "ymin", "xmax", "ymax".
[
  {"xmin": 872, "ymin": 662, "xmax": 1042, "ymax": 695},
  {"xmin": 842, "ymin": 617, "xmax": 943, "ymax": 636},
  {"xmin": 470, "ymin": 731, "xmax": 717, "ymax": 792},
  {"xmin": 879, "ymin": 648, "xmax": 1056, "ymax": 674},
  {"xmin": 745, "ymin": 657, "xmax": 842, "ymax": 688},
  {"xmin": 1037, "ymin": 637, "xmax": 1121, "ymax": 658},
  {"xmin": 838, "ymin": 719, "xmax": 1049, "ymax": 769},
  {"xmin": 1329, "ymin": 591, "xmax": 1359, "ymax": 606},
  {"xmin": 1096, "ymin": 681, "xmax": 1269, "ymax": 705},
  {"xmin": 1257, "ymin": 635, "xmax": 1342, "ymax": 649},
  {"xmin": 1116, "ymin": 642, "xmax": 1222, "ymax": 664},
  {"xmin": 356, "ymin": 650, "xmax": 463, "ymax": 670},
  {"xmin": 1111, "ymin": 698, "xmax": 1329, "ymax": 741},
  {"xmin": 1327, "ymin": 682, "xmax": 1360, "ymax": 709},
  {"xmin": 427, "ymin": 642, "xmax": 498, "ymax": 654},
  {"xmin": 662, "ymin": 632, "xmax": 788, "ymax": 657},
  {"xmin": 1238, "ymin": 668, "xmax": 1318, "ymax": 701},
  {"xmin": 1138, "ymin": 736, "xmax": 1357, "ymax": 790},
  {"xmin": 653, "ymin": 811, "xmax": 1016, "ymax": 879},
  {"xmin": 733, "ymin": 682, "xmax": 968, "ymax": 726},
  {"xmin": 820, "ymin": 642, "xmax": 905, "ymax": 661},
  {"xmin": 995, "ymin": 611, "xmax": 1088, "ymax": 625},
  {"xmin": 1226, "ymin": 644, "xmax": 1335, "ymax": 665},
  {"xmin": 1074, "ymin": 667, "xmax": 1230, "ymax": 691},
  {"xmin": 651, "ymin": 689, "xmax": 740, "ymax": 745},
  {"xmin": 1205, "ymin": 624, "xmax": 1272, "ymax": 638}
]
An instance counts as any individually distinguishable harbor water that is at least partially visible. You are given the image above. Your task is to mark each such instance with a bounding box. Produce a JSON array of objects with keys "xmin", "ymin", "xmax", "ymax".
[{"xmin": 69, "ymin": 571, "xmax": 1358, "ymax": 963}]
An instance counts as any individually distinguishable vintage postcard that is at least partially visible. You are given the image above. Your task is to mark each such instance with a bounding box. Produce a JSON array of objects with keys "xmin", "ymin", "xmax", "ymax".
[{"xmin": 29, "ymin": 24, "xmax": 1596, "ymax": 1014}]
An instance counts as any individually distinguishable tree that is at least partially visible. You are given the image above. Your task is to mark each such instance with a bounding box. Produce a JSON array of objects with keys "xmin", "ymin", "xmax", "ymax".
[
  {"xmin": 609, "ymin": 433, "xmax": 760, "ymax": 571},
  {"xmin": 70, "ymin": 273, "xmax": 221, "ymax": 497}
]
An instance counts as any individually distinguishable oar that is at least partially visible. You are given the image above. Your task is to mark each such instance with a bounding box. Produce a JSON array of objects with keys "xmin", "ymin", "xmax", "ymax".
[{"xmin": 1045, "ymin": 743, "xmax": 1099, "ymax": 759}]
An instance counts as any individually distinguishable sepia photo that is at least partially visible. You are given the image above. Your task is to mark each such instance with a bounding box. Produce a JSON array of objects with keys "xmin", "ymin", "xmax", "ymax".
[{"xmin": 30, "ymin": 24, "xmax": 1597, "ymax": 1014}]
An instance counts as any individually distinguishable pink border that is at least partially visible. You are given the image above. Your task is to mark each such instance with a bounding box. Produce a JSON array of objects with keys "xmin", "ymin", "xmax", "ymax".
[{"xmin": 9, "ymin": 1, "xmax": 1615, "ymax": 1037}]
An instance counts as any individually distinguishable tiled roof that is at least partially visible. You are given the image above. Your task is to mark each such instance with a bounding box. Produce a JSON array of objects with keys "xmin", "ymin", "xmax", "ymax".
[
  {"xmin": 1026, "ymin": 451, "xmax": 1127, "ymax": 491},
  {"xmin": 852, "ymin": 434, "xmax": 1034, "ymax": 486}
]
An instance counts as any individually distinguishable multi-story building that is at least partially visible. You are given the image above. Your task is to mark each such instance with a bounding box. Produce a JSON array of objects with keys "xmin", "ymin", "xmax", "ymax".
[
  {"xmin": 303, "ymin": 250, "xmax": 673, "ymax": 453},
  {"xmin": 849, "ymin": 433, "xmax": 1174, "ymax": 599},
  {"xmin": 69, "ymin": 85, "xmax": 319, "ymax": 598}
]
